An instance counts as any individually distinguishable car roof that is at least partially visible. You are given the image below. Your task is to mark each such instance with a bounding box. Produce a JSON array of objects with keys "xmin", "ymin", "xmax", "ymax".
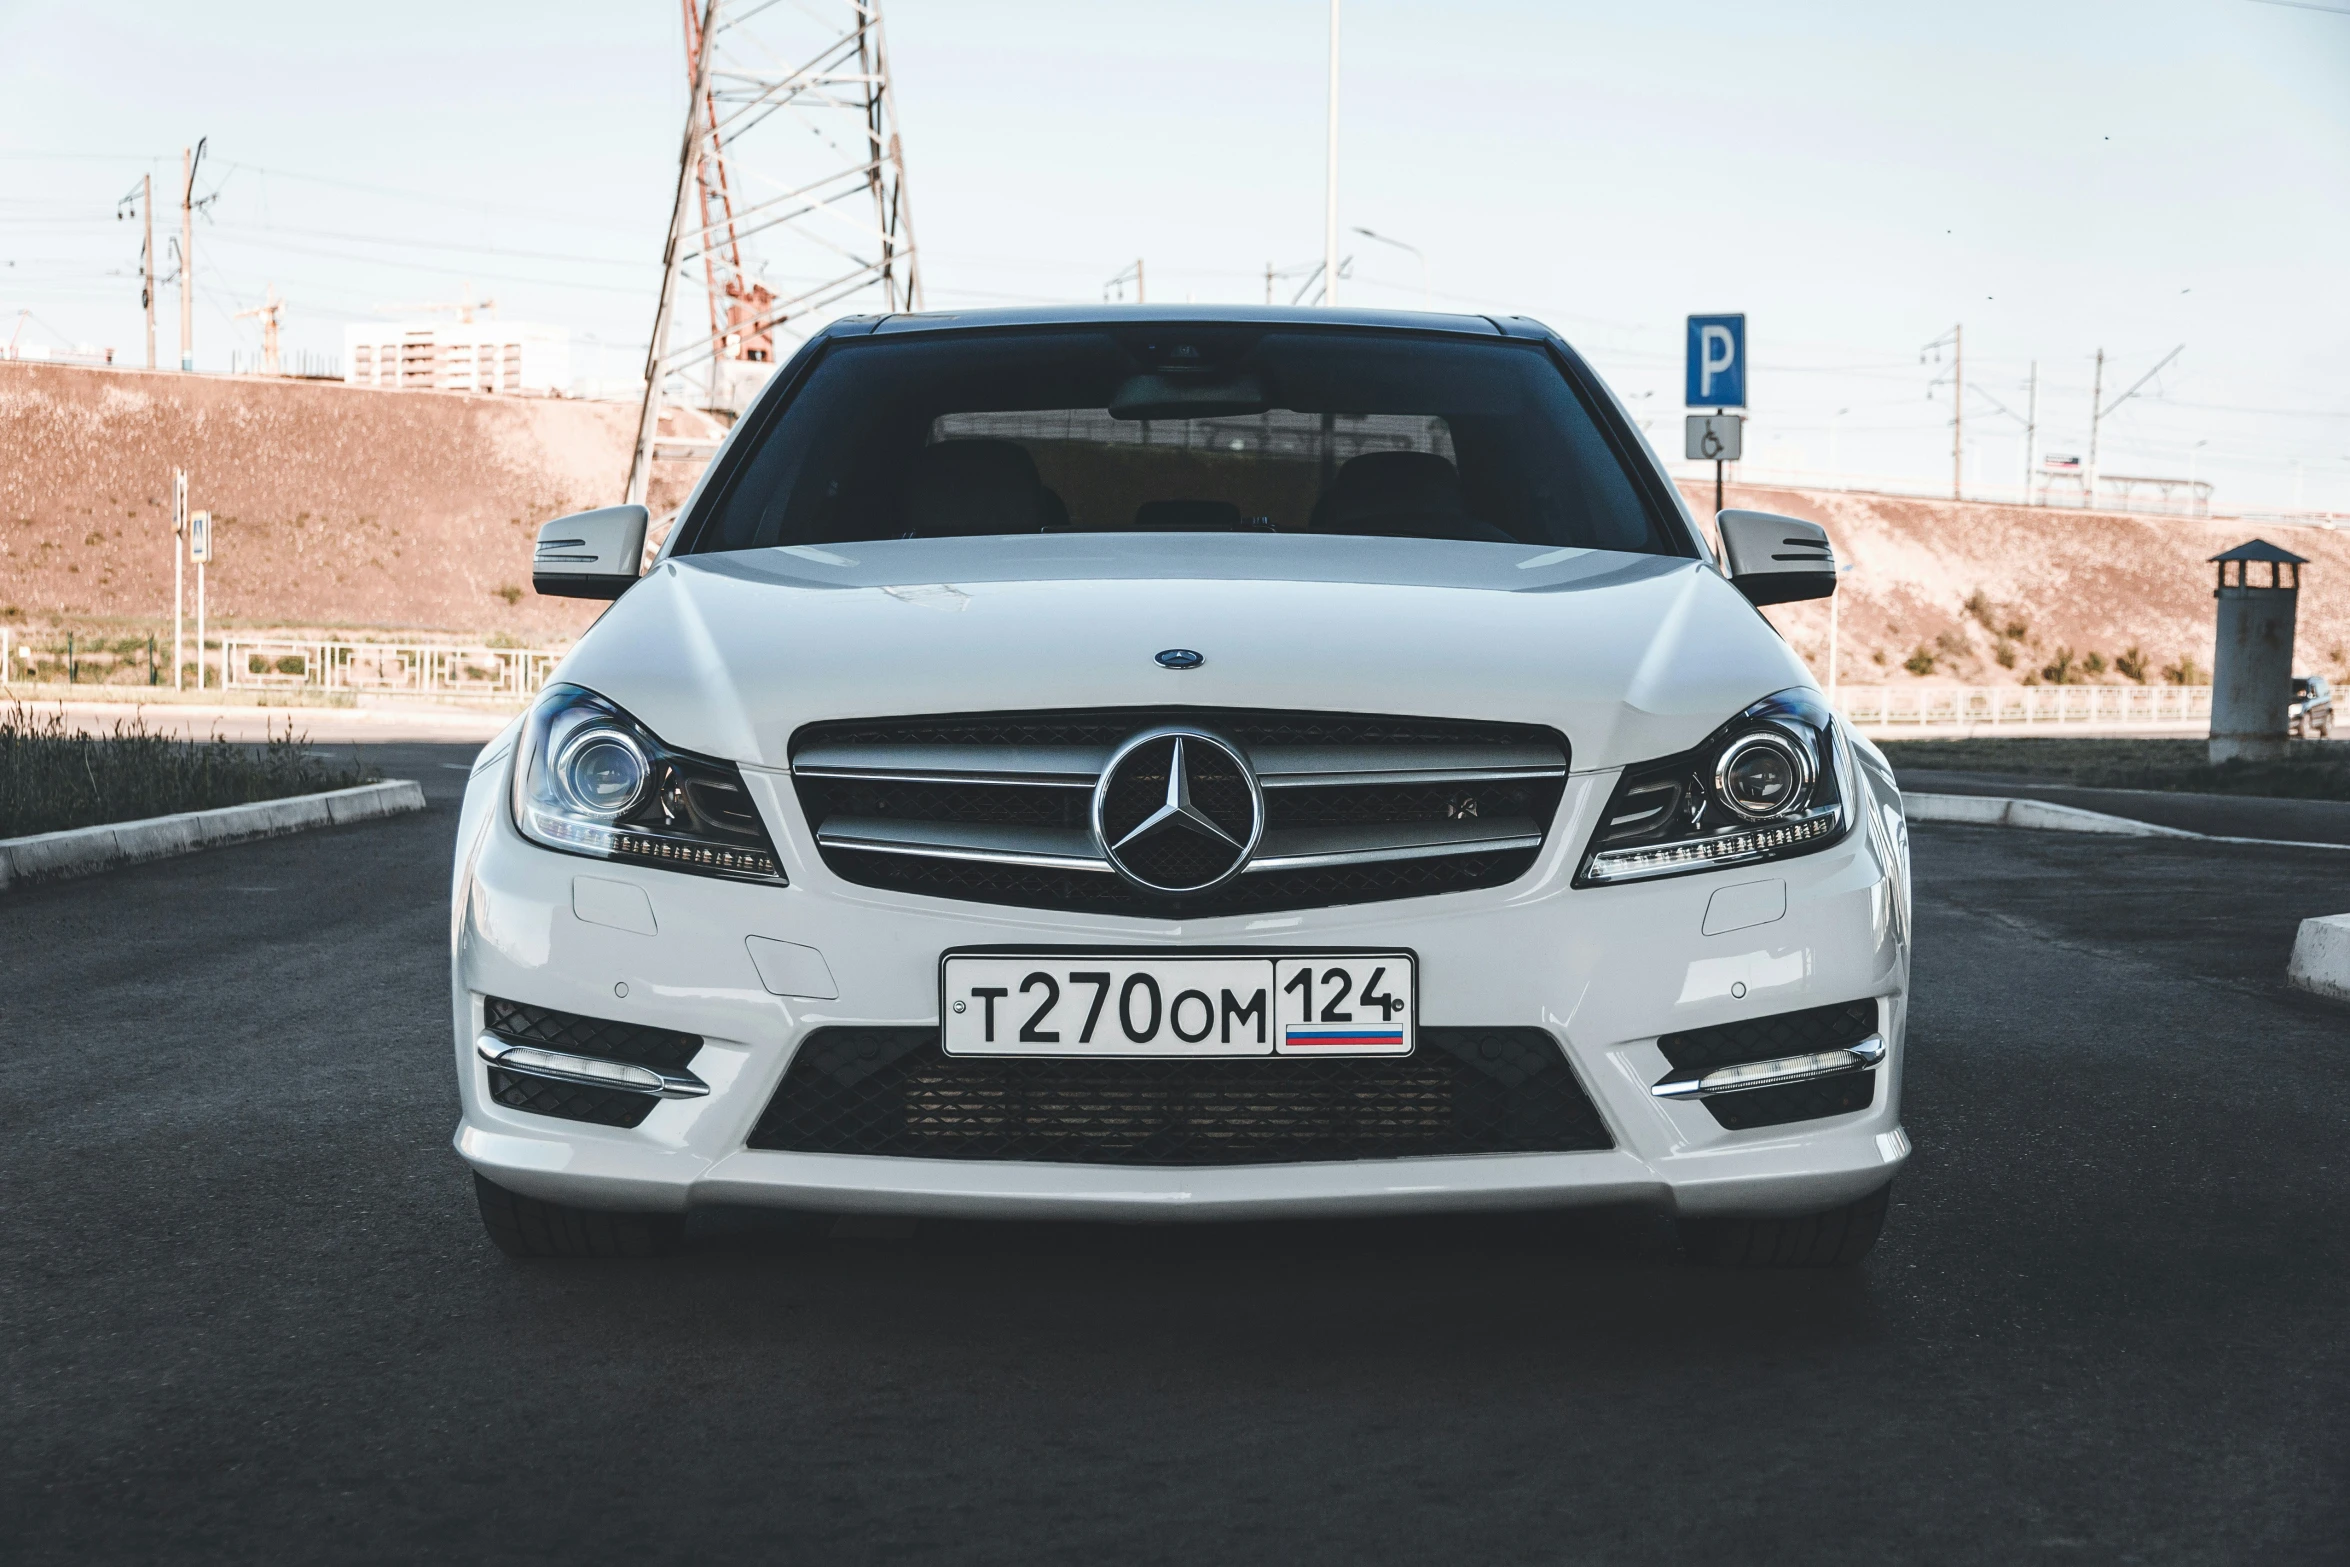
[{"xmin": 824, "ymin": 303, "xmax": 1555, "ymax": 342}]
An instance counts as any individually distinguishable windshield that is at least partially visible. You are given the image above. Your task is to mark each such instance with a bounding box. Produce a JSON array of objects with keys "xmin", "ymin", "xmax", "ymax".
[{"xmin": 685, "ymin": 327, "xmax": 1678, "ymax": 557}]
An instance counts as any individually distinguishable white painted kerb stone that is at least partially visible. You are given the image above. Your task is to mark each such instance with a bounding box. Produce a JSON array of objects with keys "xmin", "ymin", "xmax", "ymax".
[
  {"xmin": 0, "ymin": 779, "xmax": 426, "ymax": 890},
  {"xmin": 2288, "ymin": 914, "xmax": 2350, "ymax": 1004},
  {"xmin": 1902, "ymin": 792, "xmax": 2197, "ymax": 837}
]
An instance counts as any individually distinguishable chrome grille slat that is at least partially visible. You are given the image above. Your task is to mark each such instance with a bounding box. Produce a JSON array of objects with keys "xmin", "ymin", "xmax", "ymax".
[
  {"xmin": 814, "ymin": 815, "xmax": 1546, "ymax": 875},
  {"xmin": 816, "ymin": 817, "xmax": 1110, "ymax": 871},
  {"xmin": 1247, "ymin": 818, "xmax": 1545, "ymax": 872},
  {"xmin": 790, "ymin": 708, "xmax": 1569, "ymax": 915},
  {"xmin": 1248, "ymin": 743, "xmax": 1567, "ymax": 784},
  {"xmin": 791, "ymin": 741, "xmax": 1108, "ymax": 786}
]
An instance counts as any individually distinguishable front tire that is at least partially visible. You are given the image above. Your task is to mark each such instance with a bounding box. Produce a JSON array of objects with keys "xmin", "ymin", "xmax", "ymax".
[
  {"xmin": 1679, "ymin": 1181, "xmax": 1892, "ymax": 1268},
  {"xmin": 472, "ymin": 1172, "xmax": 683, "ymax": 1259}
]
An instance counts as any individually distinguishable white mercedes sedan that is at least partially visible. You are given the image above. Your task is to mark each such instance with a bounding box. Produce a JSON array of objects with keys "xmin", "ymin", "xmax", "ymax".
[{"xmin": 450, "ymin": 306, "xmax": 1911, "ymax": 1266}]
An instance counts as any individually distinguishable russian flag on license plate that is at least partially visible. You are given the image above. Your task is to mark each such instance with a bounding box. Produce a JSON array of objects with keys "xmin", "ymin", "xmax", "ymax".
[{"xmin": 1282, "ymin": 1025, "xmax": 1408, "ymax": 1052}]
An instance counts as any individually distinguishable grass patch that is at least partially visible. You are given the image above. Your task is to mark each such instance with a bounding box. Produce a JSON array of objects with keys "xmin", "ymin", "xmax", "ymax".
[
  {"xmin": 1876, "ymin": 737, "xmax": 2350, "ymax": 801},
  {"xmin": 1, "ymin": 704, "xmax": 378, "ymax": 837}
]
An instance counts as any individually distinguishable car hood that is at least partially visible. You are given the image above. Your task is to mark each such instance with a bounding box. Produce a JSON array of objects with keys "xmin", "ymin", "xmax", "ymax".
[{"xmin": 557, "ymin": 533, "xmax": 1815, "ymax": 774}]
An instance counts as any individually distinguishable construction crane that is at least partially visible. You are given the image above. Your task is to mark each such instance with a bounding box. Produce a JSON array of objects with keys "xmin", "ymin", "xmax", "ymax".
[
  {"xmin": 233, "ymin": 284, "xmax": 284, "ymax": 375},
  {"xmin": 374, "ymin": 284, "xmax": 498, "ymax": 323}
]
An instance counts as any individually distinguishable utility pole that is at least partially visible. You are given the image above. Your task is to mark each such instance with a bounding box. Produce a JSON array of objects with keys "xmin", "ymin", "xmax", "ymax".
[
  {"xmin": 178, "ymin": 144, "xmax": 205, "ymax": 372},
  {"xmin": 1265, "ymin": 262, "xmax": 1274, "ymax": 305},
  {"xmin": 2085, "ymin": 348, "xmax": 2104, "ymax": 509},
  {"xmin": 2087, "ymin": 344, "xmax": 2183, "ymax": 514},
  {"xmin": 1920, "ymin": 325, "xmax": 1960, "ymax": 496},
  {"xmin": 1951, "ymin": 323, "xmax": 1963, "ymax": 500},
  {"xmin": 1324, "ymin": 0, "xmax": 1340, "ymax": 308},
  {"xmin": 142, "ymin": 174, "xmax": 156, "ymax": 370},
  {"xmin": 2022, "ymin": 362, "xmax": 2038, "ymax": 505},
  {"xmin": 628, "ymin": 0, "xmax": 720, "ymax": 509}
]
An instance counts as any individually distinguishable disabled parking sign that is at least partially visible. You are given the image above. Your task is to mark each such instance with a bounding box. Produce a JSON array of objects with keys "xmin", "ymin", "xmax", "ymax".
[{"xmin": 1686, "ymin": 314, "xmax": 1746, "ymax": 408}]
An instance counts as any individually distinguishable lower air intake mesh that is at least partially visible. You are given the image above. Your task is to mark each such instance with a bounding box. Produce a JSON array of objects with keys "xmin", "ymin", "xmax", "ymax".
[
  {"xmin": 746, "ymin": 1026, "xmax": 1613, "ymax": 1166},
  {"xmin": 488, "ymin": 1067, "xmax": 658, "ymax": 1129},
  {"xmin": 483, "ymin": 996, "xmax": 704, "ymax": 1074}
]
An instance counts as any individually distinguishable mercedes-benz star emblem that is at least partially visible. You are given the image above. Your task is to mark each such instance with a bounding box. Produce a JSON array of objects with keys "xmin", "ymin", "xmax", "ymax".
[
  {"xmin": 1091, "ymin": 728, "xmax": 1264, "ymax": 894},
  {"xmin": 1154, "ymin": 648, "xmax": 1204, "ymax": 670}
]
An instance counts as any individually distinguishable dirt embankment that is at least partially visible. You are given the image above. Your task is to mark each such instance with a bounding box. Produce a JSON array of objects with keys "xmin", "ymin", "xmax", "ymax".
[
  {"xmin": 0, "ymin": 363, "xmax": 706, "ymax": 641},
  {"xmin": 1683, "ymin": 480, "xmax": 2350, "ymax": 687},
  {"xmin": 4, "ymin": 364, "xmax": 2338, "ymax": 682}
]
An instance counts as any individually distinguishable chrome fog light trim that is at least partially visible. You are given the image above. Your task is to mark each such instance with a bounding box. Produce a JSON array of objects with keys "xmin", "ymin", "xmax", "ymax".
[
  {"xmin": 1650, "ymin": 1034, "xmax": 1885, "ymax": 1100},
  {"xmin": 475, "ymin": 1034, "xmax": 711, "ymax": 1099}
]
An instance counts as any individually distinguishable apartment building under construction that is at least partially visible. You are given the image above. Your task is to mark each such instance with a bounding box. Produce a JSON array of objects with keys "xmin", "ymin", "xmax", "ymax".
[{"xmin": 342, "ymin": 321, "xmax": 569, "ymax": 395}]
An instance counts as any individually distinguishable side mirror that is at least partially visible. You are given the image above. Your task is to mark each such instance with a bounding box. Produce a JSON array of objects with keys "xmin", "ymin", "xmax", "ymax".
[
  {"xmin": 1718, "ymin": 509, "xmax": 1836, "ymax": 606},
  {"xmin": 533, "ymin": 505, "xmax": 649, "ymax": 599}
]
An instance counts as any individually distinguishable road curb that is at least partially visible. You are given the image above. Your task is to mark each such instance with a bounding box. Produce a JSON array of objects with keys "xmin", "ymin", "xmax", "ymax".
[
  {"xmin": 1902, "ymin": 792, "xmax": 2199, "ymax": 837},
  {"xmin": 1903, "ymin": 791, "xmax": 2350, "ymax": 853},
  {"xmin": 0, "ymin": 779, "xmax": 426, "ymax": 891},
  {"xmin": 2288, "ymin": 915, "xmax": 2350, "ymax": 1003}
]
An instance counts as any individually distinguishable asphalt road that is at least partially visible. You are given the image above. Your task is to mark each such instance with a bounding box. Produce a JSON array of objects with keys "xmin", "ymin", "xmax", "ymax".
[{"xmin": 6, "ymin": 748, "xmax": 2347, "ymax": 1564}]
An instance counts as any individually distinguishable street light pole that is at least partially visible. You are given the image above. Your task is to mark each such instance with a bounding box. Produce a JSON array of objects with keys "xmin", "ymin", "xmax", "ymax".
[
  {"xmin": 1827, "ymin": 561, "xmax": 1857, "ymax": 702},
  {"xmin": 1323, "ymin": 0, "xmax": 1340, "ymax": 308},
  {"xmin": 1350, "ymin": 226, "xmax": 1428, "ymax": 308}
]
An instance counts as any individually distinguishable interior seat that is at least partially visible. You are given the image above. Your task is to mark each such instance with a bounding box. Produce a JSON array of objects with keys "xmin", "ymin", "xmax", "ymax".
[
  {"xmin": 1307, "ymin": 450, "xmax": 1514, "ymax": 543},
  {"xmin": 902, "ymin": 439, "xmax": 1051, "ymax": 537}
]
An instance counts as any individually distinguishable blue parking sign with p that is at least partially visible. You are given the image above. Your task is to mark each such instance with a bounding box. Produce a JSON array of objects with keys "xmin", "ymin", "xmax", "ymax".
[{"xmin": 1685, "ymin": 314, "xmax": 1746, "ymax": 408}]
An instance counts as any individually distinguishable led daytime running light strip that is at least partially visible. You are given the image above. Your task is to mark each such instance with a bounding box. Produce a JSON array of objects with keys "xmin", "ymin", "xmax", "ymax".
[
  {"xmin": 525, "ymin": 808, "xmax": 782, "ymax": 881},
  {"xmin": 1585, "ymin": 806, "xmax": 1840, "ymax": 884}
]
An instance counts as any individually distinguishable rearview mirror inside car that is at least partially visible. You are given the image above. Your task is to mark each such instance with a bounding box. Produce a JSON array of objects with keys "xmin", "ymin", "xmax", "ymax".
[
  {"xmin": 1717, "ymin": 509, "xmax": 1836, "ymax": 606},
  {"xmin": 533, "ymin": 505, "xmax": 650, "ymax": 599},
  {"xmin": 1108, "ymin": 371, "xmax": 1270, "ymax": 421}
]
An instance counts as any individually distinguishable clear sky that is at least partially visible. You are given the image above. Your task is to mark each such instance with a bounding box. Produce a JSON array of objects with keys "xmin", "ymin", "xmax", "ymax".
[{"xmin": 4, "ymin": 0, "xmax": 2347, "ymax": 510}]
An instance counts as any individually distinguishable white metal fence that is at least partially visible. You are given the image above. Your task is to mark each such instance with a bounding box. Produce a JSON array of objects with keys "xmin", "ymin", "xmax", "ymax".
[
  {"xmin": 221, "ymin": 639, "xmax": 560, "ymax": 699},
  {"xmin": 1834, "ymin": 684, "xmax": 2211, "ymax": 730},
  {"xmin": 210, "ymin": 641, "xmax": 2209, "ymax": 728}
]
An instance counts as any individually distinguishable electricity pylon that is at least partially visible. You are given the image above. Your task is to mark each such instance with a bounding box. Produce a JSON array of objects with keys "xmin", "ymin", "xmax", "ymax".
[{"xmin": 627, "ymin": 0, "xmax": 924, "ymax": 507}]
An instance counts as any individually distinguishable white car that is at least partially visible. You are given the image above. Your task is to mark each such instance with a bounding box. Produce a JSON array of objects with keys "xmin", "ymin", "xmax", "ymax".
[{"xmin": 451, "ymin": 307, "xmax": 1911, "ymax": 1267}]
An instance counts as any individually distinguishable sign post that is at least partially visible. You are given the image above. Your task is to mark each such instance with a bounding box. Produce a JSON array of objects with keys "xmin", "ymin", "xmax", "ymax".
[
  {"xmin": 1685, "ymin": 313, "xmax": 1747, "ymax": 515},
  {"xmin": 171, "ymin": 469, "xmax": 187, "ymax": 690},
  {"xmin": 189, "ymin": 508, "xmax": 212, "ymax": 691}
]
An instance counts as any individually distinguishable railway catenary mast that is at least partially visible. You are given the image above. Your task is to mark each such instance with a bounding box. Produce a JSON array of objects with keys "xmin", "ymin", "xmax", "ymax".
[{"xmin": 628, "ymin": 0, "xmax": 924, "ymax": 509}]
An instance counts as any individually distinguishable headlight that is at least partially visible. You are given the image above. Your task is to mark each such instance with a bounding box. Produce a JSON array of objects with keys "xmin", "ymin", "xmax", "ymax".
[
  {"xmin": 1575, "ymin": 688, "xmax": 1850, "ymax": 885},
  {"xmin": 512, "ymin": 683, "xmax": 785, "ymax": 882}
]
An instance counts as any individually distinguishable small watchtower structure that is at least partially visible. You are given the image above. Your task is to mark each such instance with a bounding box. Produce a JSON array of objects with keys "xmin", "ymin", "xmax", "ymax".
[{"xmin": 2209, "ymin": 539, "xmax": 2309, "ymax": 763}]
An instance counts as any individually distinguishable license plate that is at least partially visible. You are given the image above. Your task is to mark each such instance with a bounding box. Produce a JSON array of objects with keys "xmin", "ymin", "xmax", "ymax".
[{"xmin": 941, "ymin": 953, "xmax": 1416, "ymax": 1057}]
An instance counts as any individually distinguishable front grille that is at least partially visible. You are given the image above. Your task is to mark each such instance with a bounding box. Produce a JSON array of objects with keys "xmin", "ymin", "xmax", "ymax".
[
  {"xmin": 790, "ymin": 707, "xmax": 1569, "ymax": 917},
  {"xmin": 1658, "ymin": 998, "xmax": 1880, "ymax": 1130},
  {"xmin": 746, "ymin": 1026, "xmax": 1614, "ymax": 1165},
  {"xmin": 481, "ymin": 997, "xmax": 704, "ymax": 1127}
]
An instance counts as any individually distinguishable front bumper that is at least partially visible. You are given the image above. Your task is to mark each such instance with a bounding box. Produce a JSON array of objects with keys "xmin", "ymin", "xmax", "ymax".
[{"xmin": 450, "ymin": 751, "xmax": 1911, "ymax": 1222}]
